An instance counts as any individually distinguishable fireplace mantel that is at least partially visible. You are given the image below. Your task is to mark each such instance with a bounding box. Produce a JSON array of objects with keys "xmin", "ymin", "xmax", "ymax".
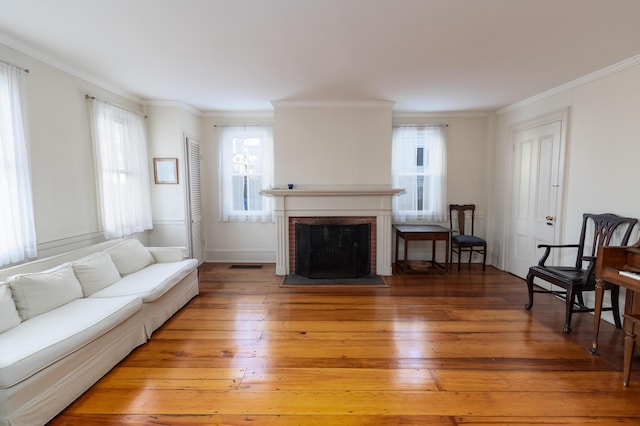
[
  {"xmin": 262, "ymin": 187, "xmax": 404, "ymax": 197},
  {"xmin": 263, "ymin": 186, "xmax": 403, "ymax": 276}
]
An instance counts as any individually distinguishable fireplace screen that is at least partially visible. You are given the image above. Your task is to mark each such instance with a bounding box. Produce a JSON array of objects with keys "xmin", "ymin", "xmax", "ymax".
[{"xmin": 295, "ymin": 223, "xmax": 370, "ymax": 278}]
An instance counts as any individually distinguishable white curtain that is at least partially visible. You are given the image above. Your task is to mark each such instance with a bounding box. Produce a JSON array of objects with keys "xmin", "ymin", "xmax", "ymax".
[
  {"xmin": 89, "ymin": 99, "xmax": 153, "ymax": 239},
  {"xmin": 0, "ymin": 62, "xmax": 37, "ymax": 266},
  {"xmin": 218, "ymin": 125, "xmax": 273, "ymax": 222},
  {"xmin": 392, "ymin": 125, "xmax": 447, "ymax": 223}
]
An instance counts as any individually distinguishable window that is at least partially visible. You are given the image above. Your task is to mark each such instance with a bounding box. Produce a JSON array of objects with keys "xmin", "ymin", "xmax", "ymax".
[
  {"xmin": 218, "ymin": 125, "xmax": 273, "ymax": 222},
  {"xmin": 89, "ymin": 99, "xmax": 153, "ymax": 238},
  {"xmin": 392, "ymin": 125, "xmax": 447, "ymax": 223},
  {"xmin": 0, "ymin": 62, "xmax": 37, "ymax": 266}
]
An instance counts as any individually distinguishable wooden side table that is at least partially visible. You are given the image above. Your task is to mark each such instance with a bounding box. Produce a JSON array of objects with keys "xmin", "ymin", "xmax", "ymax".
[{"xmin": 394, "ymin": 225, "xmax": 451, "ymax": 273}]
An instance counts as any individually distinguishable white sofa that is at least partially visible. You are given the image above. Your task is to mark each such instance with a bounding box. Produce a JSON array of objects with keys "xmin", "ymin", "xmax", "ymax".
[{"xmin": 0, "ymin": 238, "xmax": 199, "ymax": 426}]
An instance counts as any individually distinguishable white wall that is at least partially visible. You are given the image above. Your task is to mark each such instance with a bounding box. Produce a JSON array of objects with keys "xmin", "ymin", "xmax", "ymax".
[
  {"xmin": 0, "ymin": 43, "xmax": 146, "ymax": 257},
  {"xmin": 201, "ymin": 114, "xmax": 276, "ymax": 263},
  {"xmin": 393, "ymin": 114, "xmax": 490, "ymax": 262},
  {"xmin": 200, "ymin": 107, "xmax": 490, "ymax": 264},
  {"xmin": 492, "ymin": 58, "xmax": 640, "ymax": 324},
  {"xmin": 273, "ymin": 102, "xmax": 393, "ymax": 188},
  {"xmin": 145, "ymin": 103, "xmax": 202, "ymax": 249}
]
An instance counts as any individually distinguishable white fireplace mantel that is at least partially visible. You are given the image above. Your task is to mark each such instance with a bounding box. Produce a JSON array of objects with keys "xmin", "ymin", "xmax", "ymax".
[{"xmin": 262, "ymin": 186, "xmax": 404, "ymax": 276}]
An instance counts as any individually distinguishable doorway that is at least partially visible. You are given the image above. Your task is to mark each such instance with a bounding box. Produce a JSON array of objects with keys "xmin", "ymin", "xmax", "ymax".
[
  {"xmin": 185, "ymin": 136, "xmax": 204, "ymax": 265},
  {"xmin": 507, "ymin": 114, "xmax": 566, "ymax": 279}
]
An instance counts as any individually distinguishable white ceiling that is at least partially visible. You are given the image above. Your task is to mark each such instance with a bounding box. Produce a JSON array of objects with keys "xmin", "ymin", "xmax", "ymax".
[{"xmin": 1, "ymin": 0, "xmax": 639, "ymax": 113}]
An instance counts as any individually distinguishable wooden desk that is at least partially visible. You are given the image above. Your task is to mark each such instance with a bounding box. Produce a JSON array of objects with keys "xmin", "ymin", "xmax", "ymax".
[
  {"xmin": 394, "ymin": 225, "xmax": 451, "ymax": 273},
  {"xmin": 593, "ymin": 244, "xmax": 640, "ymax": 386}
]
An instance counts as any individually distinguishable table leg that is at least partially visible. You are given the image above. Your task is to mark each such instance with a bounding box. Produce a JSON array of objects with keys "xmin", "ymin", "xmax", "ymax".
[
  {"xmin": 431, "ymin": 240, "xmax": 436, "ymax": 267},
  {"xmin": 445, "ymin": 235, "xmax": 450, "ymax": 270},
  {"xmin": 404, "ymin": 236, "xmax": 409, "ymax": 272},
  {"xmin": 591, "ymin": 278, "xmax": 606, "ymax": 354},
  {"xmin": 623, "ymin": 319, "xmax": 636, "ymax": 386},
  {"xmin": 395, "ymin": 231, "xmax": 399, "ymax": 268}
]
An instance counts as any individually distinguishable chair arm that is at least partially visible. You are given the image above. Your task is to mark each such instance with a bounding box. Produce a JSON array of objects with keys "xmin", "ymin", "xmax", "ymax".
[
  {"xmin": 536, "ymin": 244, "xmax": 580, "ymax": 266},
  {"xmin": 581, "ymin": 255, "xmax": 597, "ymax": 285}
]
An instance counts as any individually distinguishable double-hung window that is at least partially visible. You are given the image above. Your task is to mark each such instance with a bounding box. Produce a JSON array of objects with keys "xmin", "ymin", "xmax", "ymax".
[
  {"xmin": 89, "ymin": 99, "xmax": 153, "ymax": 238},
  {"xmin": 218, "ymin": 125, "xmax": 273, "ymax": 222},
  {"xmin": 0, "ymin": 62, "xmax": 37, "ymax": 266},
  {"xmin": 392, "ymin": 125, "xmax": 447, "ymax": 223}
]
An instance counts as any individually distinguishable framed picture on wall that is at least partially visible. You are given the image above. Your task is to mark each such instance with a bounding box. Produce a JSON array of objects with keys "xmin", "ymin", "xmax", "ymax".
[{"xmin": 153, "ymin": 158, "xmax": 178, "ymax": 184}]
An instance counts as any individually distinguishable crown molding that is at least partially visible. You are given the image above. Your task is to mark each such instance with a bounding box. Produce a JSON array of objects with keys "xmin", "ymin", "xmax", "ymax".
[
  {"xmin": 202, "ymin": 110, "xmax": 274, "ymax": 118},
  {"xmin": 0, "ymin": 33, "xmax": 142, "ymax": 105},
  {"xmin": 392, "ymin": 111, "xmax": 490, "ymax": 118},
  {"xmin": 142, "ymin": 99, "xmax": 202, "ymax": 116},
  {"xmin": 272, "ymin": 100, "xmax": 395, "ymax": 108},
  {"xmin": 498, "ymin": 54, "xmax": 640, "ymax": 115}
]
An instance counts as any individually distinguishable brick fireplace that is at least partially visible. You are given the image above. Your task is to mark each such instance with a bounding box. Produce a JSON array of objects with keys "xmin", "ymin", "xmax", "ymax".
[
  {"xmin": 262, "ymin": 187, "xmax": 402, "ymax": 276},
  {"xmin": 289, "ymin": 216, "xmax": 377, "ymax": 277}
]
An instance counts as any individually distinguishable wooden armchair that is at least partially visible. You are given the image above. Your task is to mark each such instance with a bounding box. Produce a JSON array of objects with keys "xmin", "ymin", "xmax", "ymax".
[{"xmin": 525, "ymin": 213, "xmax": 638, "ymax": 333}]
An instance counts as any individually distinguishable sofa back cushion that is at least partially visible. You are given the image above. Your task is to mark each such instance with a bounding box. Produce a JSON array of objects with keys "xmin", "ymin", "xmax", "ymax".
[
  {"xmin": 0, "ymin": 283, "xmax": 22, "ymax": 333},
  {"xmin": 8, "ymin": 263, "xmax": 83, "ymax": 320},
  {"xmin": 73, "ymin": 252, "xmax": 122, "ymax": 296},
  {"xmin": 104, "ymin": 239, "xmax": 155, "ymax": 276}
]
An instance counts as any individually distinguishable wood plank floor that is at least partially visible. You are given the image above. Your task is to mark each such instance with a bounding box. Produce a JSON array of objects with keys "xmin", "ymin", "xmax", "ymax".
[{"xmin": 49, "ymin": 263, "xmax": 640, "ymax": 425}]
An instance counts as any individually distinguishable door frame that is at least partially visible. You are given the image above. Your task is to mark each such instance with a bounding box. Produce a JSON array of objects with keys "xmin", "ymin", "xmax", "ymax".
[
  {"xmin": 504, "ymin": 108, "xmax": 569, "ymax": 276},
  {"xmin": 184, "ymin": 133, "xmax": 204, "ymax": 265}
]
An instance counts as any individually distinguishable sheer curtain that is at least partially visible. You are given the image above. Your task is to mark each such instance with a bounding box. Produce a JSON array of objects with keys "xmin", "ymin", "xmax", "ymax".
[
  {"xmin": 392, "ymin": 125, "xmax": 447, "ymax": 223},
  {"xmin": 0, "ymin": 62, "xmax": 37, "ymax": 266},
  {"xmin": 218, "ymin": 125, "xmax": 273, "ymax": 222},
  {"xmin": 89, "ymin": 99, "xmax": 153, "ymax": 238}
]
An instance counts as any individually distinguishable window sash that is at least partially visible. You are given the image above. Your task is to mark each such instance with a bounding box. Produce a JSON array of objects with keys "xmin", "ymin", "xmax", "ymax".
[
  {"xmin": 0, "ymin": 62, "xmax": 37, "ymax": 266},
  {"xmin": 219, "ymin": 125, "xmax": 273, "ymax": 222},
  {"xmin": 392, "ymin": 125, "xmax": 447, "ymax": 222},
  {"xmin": 90, "ymin": 99, "xmax": 153, "ymax": 239}
]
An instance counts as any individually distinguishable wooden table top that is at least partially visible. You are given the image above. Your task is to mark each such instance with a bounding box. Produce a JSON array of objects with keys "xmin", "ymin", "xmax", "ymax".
[{"xmin": 393, "ymin": 225, "xmax": 451, "ymax": 233}]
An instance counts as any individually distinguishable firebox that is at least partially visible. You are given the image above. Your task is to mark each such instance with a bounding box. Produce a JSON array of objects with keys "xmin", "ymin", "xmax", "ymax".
[{"xmin": 295, "ymin": 223, "xmax": 370, "ymax": 278}]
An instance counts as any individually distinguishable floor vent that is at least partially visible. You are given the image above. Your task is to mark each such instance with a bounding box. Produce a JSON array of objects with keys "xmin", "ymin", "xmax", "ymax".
[{"xmin": 229, "ymin": 264, "xmax": 263, "ymax": 269}]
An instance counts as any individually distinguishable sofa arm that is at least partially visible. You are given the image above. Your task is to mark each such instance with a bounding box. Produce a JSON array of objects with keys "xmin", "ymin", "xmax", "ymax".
[{"xmin": 147, "ymin": 247, "xmax": 187, "ymax": 263}]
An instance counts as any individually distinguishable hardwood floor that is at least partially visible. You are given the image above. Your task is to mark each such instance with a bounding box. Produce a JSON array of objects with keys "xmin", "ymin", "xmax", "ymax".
[{"xmin": 50, "ymin": 263, "xmax": 640, "ymax": 425}]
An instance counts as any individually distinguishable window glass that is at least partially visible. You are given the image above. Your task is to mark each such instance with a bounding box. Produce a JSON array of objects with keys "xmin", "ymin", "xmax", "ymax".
[
  {"xmin": 392, "ymin": 125, "xmax": 447, "ymax": 223},
  {"xmin": 219, "ymin": 126, "xmax": 273, "ymax": 222}
]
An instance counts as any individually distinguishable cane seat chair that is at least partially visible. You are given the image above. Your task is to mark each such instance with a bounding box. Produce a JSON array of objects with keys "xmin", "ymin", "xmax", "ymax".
[
  {"xmin": 449, "ymin": 204, "xmax": 487, "ymax": 271},
  {"xmin": 525, "ymin": 213, "xmax": 638, "ymax": 333}
]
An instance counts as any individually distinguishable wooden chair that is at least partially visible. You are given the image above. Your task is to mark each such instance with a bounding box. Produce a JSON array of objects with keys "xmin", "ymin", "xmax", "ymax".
[
  {"xmin": 449, "ymin": 204, "xmax": 487, "ymax": 271},
  {"xmin": 525, "ymin": 213, "xmax": 638, "ymax": 333}
]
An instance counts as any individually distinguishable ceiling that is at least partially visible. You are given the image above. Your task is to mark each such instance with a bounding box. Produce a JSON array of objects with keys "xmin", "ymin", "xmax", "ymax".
[{"xmin": 0, "ymin": 0, "xmax": 639, "ymax": 113}]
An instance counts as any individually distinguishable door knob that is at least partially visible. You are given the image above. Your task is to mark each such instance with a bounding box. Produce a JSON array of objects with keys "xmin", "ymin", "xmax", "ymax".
[{"xmin": 545, "ymin": 216, "xmax": 554, "ymax": 221}]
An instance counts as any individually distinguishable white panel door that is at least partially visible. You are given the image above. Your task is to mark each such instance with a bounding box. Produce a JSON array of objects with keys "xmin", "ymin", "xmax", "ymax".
[
  {"xmin": 186, "ymin": 137, "xmax": 204, "ymax": 265},
  {"xmin": 508, "ymin": 120, "xmax": 563, "ymax": 279}
]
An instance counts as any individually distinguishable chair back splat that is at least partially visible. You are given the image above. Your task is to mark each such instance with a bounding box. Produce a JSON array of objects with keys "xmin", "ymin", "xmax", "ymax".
[
  {"xmin": 449, "ymin": 204, "xmax": 487, "ymax": 271},
  {"xmin": 525, "ymin": 212, "xmax": 638, "ymax": 333}
]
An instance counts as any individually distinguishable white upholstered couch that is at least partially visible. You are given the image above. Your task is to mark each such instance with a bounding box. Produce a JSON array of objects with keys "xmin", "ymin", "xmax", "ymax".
[{"xmin": 0, "ymin": 238, "xmax": 199, "ymax": 426}]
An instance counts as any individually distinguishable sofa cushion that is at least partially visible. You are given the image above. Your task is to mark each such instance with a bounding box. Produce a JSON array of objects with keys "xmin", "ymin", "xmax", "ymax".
[
  {"xmin": 8, "ymin": 264, "xmax": 83, "ymax": 321},
  {"xmin": 0, "ymin": 295, "xmax": 142, "ymax": 388},
  {"xmin": 73, "ymin": 252, "xmax": 122, "ymax": 296},
  {"xmin": 90, "ymin": 259, "xmax": 198, "ymax": 303},
  {"xmin": 104, "ymin": 239, "xmax": 155, "ymax": 276},
  {"xmin": 0, "ymin": 283, "xmax": 21, "ymax": 333}
]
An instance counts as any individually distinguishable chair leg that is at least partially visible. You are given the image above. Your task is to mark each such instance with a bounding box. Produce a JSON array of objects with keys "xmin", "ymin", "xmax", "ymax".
[
  {"xmin": 457, "ymin": 247, "xmax": 461, "ymax": 271},
  {"xmin": 450, "ymin": 245, "xmax": 453, "ymax": 271},
  {"xmin": 563, "ymin": 286, "xmax": 576, "ymax": 333},
  {"xmin": 525, "ymin": 272, "xmax": 534, "ymax": 310},
  {"xmin": 482, "ymin": 244, "xmax": 486, "ymax": 271},
  {"xmin": 611, "ymin": 285, "xmax": 622, "ymax": 329}
]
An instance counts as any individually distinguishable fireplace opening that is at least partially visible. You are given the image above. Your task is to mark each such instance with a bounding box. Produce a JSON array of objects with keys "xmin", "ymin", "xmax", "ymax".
[{"xmin": 295, "ymin": 223, "xmax": 370, "ymax": 278}]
